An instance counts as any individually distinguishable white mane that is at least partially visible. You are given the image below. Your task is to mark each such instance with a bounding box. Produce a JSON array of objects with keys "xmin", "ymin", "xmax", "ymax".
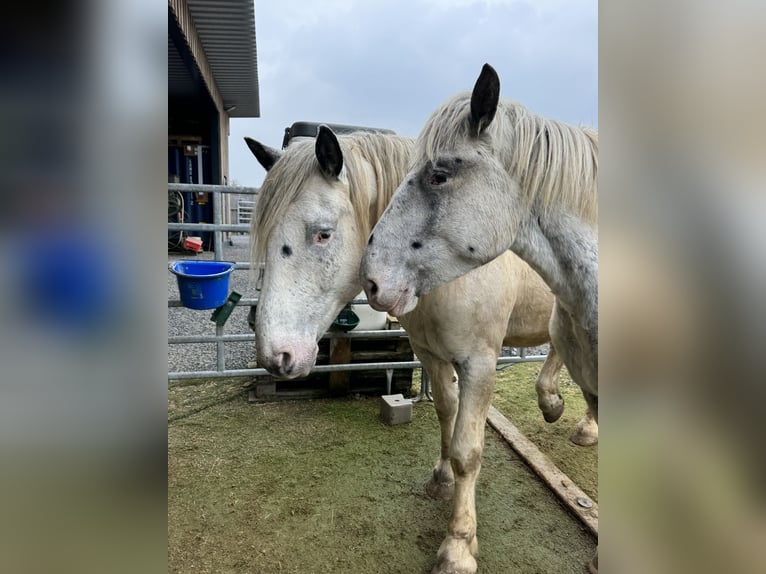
[{"xmin": 418, "ymin": 93, "xmax": 598, "ymax": 223}]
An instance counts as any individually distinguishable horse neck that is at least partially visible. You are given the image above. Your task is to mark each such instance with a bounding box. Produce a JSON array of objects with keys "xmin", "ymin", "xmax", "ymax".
[
  {"xmin": 510, "ymin": 206, "xmax": 598, "ymax": 330},
  {"xmin": 491, "ymin": 108, "xmax": 597, "ymax": 323}
]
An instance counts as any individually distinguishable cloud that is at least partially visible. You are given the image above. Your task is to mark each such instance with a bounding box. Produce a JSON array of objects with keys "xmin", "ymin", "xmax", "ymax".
[{"xmin": 230, "ymin": 0, "xmax": 596, "ymax": 186}]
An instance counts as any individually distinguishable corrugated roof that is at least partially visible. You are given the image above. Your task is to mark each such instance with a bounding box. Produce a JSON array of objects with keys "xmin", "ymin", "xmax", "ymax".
[{"xmin": 185, "ymin": 0, "xmax": 260, "ymax": 117}]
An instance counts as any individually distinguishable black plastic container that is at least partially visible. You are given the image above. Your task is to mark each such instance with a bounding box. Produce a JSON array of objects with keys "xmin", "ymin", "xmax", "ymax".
[{"xmin": 281, "ymin": 121, "xmax": 396, "ymax": 148}]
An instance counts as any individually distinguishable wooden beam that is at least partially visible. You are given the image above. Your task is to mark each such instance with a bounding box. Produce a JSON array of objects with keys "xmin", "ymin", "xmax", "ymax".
[
  {"xmin": 328, "ymin": 338, "xmax": 352, "ymax": 395},
  {"xmin": 486, "ymin": 405, "xmax": 599, "ymax": 537}
]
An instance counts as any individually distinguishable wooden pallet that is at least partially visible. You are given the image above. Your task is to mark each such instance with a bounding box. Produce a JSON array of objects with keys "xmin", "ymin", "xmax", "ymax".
[{"xmin": 248, "ymin": 332, "xmax": 414, "ymax": 401}]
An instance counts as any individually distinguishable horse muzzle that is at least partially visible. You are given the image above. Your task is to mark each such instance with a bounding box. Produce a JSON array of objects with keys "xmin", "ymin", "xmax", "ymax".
[
  {"xmin": 258, "ymin": 341, "xmax": 318, "ymax": 379},
  {"xmin": 362, "ymin": 277, "xmax": 418, "ymax": 317}
]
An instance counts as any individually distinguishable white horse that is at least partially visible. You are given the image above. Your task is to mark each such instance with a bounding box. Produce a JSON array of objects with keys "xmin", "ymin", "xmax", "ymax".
[
  {"xmin": 361, "ymin": 64, "xmax": 598, "ymax": 574},
  {"xmin": 246, "ymin": 125, "xmax": 595, "ymax": 573}
]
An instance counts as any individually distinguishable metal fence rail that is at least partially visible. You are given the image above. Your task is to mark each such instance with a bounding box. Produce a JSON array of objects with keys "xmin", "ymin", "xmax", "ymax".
[
  {"xmin": 168, "ymin": 183, "xmax": 546, "ymax": 384},
  {"xmin": 168, "ymin": 355, "xmax": 548, "ymax": 381}
]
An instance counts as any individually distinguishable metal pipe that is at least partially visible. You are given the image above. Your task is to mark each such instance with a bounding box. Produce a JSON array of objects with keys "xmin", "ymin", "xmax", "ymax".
[
  {"xmin": 167, "ymin": 355, "xmax": 547, "ymax": 380},
  {"xmin": 168, "ymin": 329, "xmax": 409, "ymax": 345},
  {"xmin": 215, "ymin": 323, "xmax": 225, "ymax": 372},
  {"xmin": 168, "ymin": 222, "xmax": 250, "ymax": 233},
  {"xmin": 412, "ymin": 369, "xmax": 432, "ymax": 403},
  {"xmin": 168, "ymin": 183, "xmax": 259, "ymax": 195},
  {"xmin": 212, "ymin": 186, "xmax": 223, "ymax": 261},
  {"xmin": 168, "ymin": 361, "xmax": 423, "ymax": 380},
  {"xmin": 168, "ymin": 297, "xmax": 257, "ymax": 308},
  {"xmin": 168, "ymin": 295, "xmax": 370, "ymax": 308}
]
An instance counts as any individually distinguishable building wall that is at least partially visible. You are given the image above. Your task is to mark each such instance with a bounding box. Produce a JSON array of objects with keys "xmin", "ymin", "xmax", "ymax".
[{"xmin": 169, "ymin": 0, "xmax": 233, "ymax": 224}]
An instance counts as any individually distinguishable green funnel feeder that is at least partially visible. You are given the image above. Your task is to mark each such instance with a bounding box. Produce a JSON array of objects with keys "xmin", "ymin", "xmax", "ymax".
[{"xmin": 332, "ymin": 304, "xmax": 360, "ymax": 332}]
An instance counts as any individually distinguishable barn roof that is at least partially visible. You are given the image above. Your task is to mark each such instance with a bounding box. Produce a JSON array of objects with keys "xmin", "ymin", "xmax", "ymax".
[{"xmin": 169, "ymin": 0, "xmax": 260, "ymax": 117}]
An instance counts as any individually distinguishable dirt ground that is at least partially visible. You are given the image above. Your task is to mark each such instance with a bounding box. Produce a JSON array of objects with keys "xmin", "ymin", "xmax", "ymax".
[
  {"xmin": 168, "ymin": 363, "xmax": 597, "ymax": 573},
  {"xmin": 491, "ymin": 363, "xmax": 598, "ymax": 502}
]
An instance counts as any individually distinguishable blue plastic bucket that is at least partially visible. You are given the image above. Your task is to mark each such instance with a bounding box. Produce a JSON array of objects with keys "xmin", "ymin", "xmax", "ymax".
[{"xmin": 170, "ymin": 260, "xmax": 235, "ymax": 310}]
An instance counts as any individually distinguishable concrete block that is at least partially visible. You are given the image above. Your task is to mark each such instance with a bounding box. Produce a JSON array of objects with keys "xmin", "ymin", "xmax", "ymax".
[{"xmin": 380, "ymin": 394, "xmax": 413, "ymax": 425}]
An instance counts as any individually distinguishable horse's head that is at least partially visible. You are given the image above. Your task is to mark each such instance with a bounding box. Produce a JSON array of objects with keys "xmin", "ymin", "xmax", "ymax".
[
  {"xmin": 246, "ymin": 126, "xmax": 371, "ymax": 378},
  {"xmin": 362, "ymin": 64, "xmax": 517, "ymax": 316}
]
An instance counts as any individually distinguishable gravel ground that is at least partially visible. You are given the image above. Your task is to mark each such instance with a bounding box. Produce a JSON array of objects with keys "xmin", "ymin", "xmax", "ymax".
[{"xmin": 167, "ymin": 235, "xmax": 549, "ymax": 376}]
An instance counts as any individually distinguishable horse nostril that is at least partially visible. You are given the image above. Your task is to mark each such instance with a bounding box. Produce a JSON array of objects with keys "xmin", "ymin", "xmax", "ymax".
[
  {"xmin": 274, "ymin": 351, "xmax": 293, "ymax": 374},
  {"xmin": 280, "ymin": 352, "xmax": 293, "ymax": 372},
  {"xmin": 365, "ymin": 279, "xmax": 379, "ymax": 296}
]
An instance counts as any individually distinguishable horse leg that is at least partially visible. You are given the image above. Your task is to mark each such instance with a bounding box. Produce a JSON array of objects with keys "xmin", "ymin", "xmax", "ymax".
[
  {"xmin": 570, "ymin": 389, "xmax": 598, "ymax": 446},
  {"xmin": 416, "ymin": 347, "xmax": 458, "ymax": 500},
  {"xmin": 432, "ymin": 354, "xmax": 496, "ymax": 574},
  {"xmin": 535, "ymin": 345, "xmax": 565, "ymax": 422},
  {"xmin": 582, "ymin": 389, "xmax": 598, "ymax": 421}
]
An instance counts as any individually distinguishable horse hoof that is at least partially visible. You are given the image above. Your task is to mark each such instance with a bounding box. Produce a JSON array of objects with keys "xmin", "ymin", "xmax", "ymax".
[
  {"xmin": 569, "ymin": 415, "xmax": 599, "ymax": 446},
  {"xmin": 431, "ymin": 556, "xmax": 478, "ymax": 574},
  {"xmin": 425, "ymin": 477, "xmax": 455, "ymax": 500},
  {"xmin": 542, "ymin": 404, "xmax": 565, "ymax": 423},
  {"xmin": 431, "ymin": 535, "xmax": 478, "ymax": 574},
  {"xmin": 431, "ymin": 565, "xmax": 476, "ymax": 574},
  {"xmin": 426, "ymin": 466, "xmax": 454, "ymax": 500},
  {"xmin": 570, "ymin": 428, "xmax": 598, "ymax": 446},
  {"xmin": 540, "ymin": 395, "xmax": 565, "ymax": 423}
]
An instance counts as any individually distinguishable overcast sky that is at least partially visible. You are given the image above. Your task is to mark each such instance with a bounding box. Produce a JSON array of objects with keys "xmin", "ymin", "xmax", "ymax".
[{"xmin": 228, "ymin": 0, "xmax": 597, "ymax": 187}]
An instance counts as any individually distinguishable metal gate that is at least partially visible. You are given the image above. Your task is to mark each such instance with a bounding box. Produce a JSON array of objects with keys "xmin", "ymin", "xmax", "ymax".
[
  {"xmin": 167, "ymin": 183, "xmax": 547, "ymax": 386},
  {"xmin": 236, "ymin": 198, "xmax": 254, "ymax": 226}
]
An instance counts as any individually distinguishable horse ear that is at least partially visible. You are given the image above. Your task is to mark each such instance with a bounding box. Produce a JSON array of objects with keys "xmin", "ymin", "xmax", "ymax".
[
  {"xmin": 470, "ymin": 63, "xmax": 500, "ymax": 135},
  {"xmin": 315, "ymin": 125, "xmax": 343, "ymax": 178},
  {"xmin": 244, "ymin": 137, "xmax": 281, "ymax": 171}
]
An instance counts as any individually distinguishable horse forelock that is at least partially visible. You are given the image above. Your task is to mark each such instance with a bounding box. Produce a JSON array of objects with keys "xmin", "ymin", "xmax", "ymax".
[
  {"xmin": 417, "ymin": 92, "xmax": 475, "ymax": 164},
  {"xmin": 250, "ymin": 133, "xmax": 414, "ymax": 271},
  {"xmin": 250, "ymin": 139, "xmax": 316, "ymax": 270},
  {"xmin": 417, "ymin": 92, "xmax": 598, "ymax": 224}
]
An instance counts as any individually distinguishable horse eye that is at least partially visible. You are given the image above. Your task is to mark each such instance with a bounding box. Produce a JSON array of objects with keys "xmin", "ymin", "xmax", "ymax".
[
  {"xmin": 429, "ymin": 172, "xmax": 448, "ymax": 186},
  {"xmin": 315, "ymin": 230, "xmax": 333, "ymax": 245}
]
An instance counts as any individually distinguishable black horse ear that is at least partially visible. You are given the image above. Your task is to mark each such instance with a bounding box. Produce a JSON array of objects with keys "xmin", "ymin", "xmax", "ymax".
[
  {"xmin": 244, "ymin": 137, "xmax": 281, "ymax": 171},
  {"xmin": 315, "ymin": 125, "xmax": 343, "ymax": 178},
  {"xmin": 470, "ymin": 63, "xmax": 500, "ymax": 135}
]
